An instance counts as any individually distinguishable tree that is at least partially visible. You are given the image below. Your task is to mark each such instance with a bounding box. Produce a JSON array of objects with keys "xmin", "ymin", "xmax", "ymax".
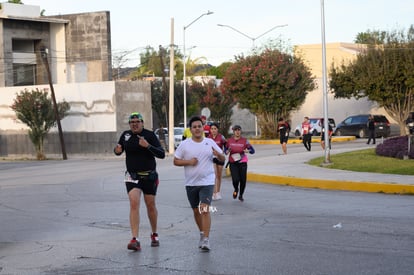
[
  {"xmin": 221, "ymin": 48, "xmax": 315, "ymax": 138},
  {"xmin": 131, "ymin": 46, "xmax": 183, "ymax": 80},
  {"xmin": 10, "ymin": 88, "xmax": 70, "ymax": 160},
  {"xmin": 330, "ymin": 26, "xmax": 414, "ymax": 135},
  {"xmin": 354, "ymin": 29, "xmax": 387, "ymax": 44},
  {"xmin": 189, "ymin": 79, "xmax": 235, "ymax": 137},
  {"xmin": 112, "ymin": 48, "xmax": 138, "ymax": 79},
  {"xmin": 206, "ymin": 62, "xmax": 233, "ymax": 79}
]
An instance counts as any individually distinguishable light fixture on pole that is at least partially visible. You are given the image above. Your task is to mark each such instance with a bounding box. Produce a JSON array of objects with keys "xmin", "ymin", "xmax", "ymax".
[
  {"xmin": 183, "ymin": 10, "xmax": 213, "ymax": 128},
  {"xmin": 217, "ymin": 23, "xmax": 288, "ymax": 136},
  {"xmin": 217, "ymin": 23, "xmax": 287, "ymax": 47}
]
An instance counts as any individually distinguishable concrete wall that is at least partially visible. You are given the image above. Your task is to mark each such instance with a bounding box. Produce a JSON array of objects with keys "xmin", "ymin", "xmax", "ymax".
[
  {"xmin": 54, "ymin": 11, "xmax": 112, "ymax": 82},
  {"xmin": 0, "ymin": 80, "xmax": 151, "ymax": 158},
  {"xmin": 0, "ymin": 3, "xmax": 40, "ymax": 17}
]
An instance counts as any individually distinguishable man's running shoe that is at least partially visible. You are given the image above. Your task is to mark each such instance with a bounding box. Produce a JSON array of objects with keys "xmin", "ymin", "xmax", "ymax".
[
  {"xmin": 238, "ymin": 195, "xmax": 244, "ymax": 202},
  {"xmin": 216, "ymin": 192, "xmax": 222, "ymax": 200},
  {"xmin": 200, "ymin": 238, "xmax": 210, "ymax": 252},
  {"xmin": 151, "ymin": 233, "xmax": 160, "ymax": 247},
  {"xmin": 233, "ymin": 191, "xmax": 238, "ymax": 199},
  {"xmin": 127, "ymin": 238, "xmax": 141, "ymax": 251}
]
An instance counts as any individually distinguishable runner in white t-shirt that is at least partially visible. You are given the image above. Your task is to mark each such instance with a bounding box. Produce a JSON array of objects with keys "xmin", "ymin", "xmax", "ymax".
[{"xmin": 174, "ymin": 116, "xmax": 225, "ymax": 252}]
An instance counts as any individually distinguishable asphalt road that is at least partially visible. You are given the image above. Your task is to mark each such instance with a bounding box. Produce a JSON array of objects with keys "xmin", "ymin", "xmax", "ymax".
[{"xmin": 0, "ymin": 142, "xmax": 413, "ymax": 274}]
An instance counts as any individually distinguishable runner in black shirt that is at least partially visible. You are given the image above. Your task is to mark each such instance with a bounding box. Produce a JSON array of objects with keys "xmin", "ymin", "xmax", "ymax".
[
  {"xmin": 277, "ymin": 117, "xmax": 291, "ymax": 155},
  {"xmin": 114, "ymin": 112, "xmax": 165, "ymax": 251}
]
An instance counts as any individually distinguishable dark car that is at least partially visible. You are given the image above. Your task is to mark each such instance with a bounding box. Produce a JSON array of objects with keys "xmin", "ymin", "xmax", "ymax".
[
  {"xmin": 406, "ymin": 112, "xmax": 414, "ymax": 134},
  {"xmin": 334, "ymin": 114, "xmax": 390, "ymax": 138}
]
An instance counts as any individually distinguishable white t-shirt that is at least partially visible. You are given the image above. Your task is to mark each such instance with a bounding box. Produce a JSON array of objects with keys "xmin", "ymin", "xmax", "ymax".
[{"xmin": 174, "ymin": 137, "xmax": 223, "ymax": 186}]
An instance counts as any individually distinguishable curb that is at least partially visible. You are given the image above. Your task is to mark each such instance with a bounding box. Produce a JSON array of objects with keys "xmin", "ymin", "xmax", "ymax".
[
  {"xmin": 246, "ymin": 172, "xmax": 414, "ymax": 195},
  {"xmin": 239, "ymin": 137, "xmax": 413, "ymax": 195},
  {"xmin": 249, "ymin": 136, "xmax": 356, "ymax": 145}
]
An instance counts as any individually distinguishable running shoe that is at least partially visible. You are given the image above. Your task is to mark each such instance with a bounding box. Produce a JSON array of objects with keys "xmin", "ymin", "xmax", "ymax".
[
  {"xmin": 212, "ymin": 193, "xmax": 218, "ymax": 201},
  {"xmin": 238, "ymin": 195, "xmax": 244, "ymax": 202},
  {"xmin": 151, "ymin": 233, "xmax": 159, "ymax": 247},
  {"xmin": 233, "ymin": 191, "xmax": 238, "ymax": 199},
  {"xmin": 200, "ymin": 238, "xmax": 210, "ymax": 252},
  {"xmin": 127, "ymin": 238, "xmax": 141, "ymax": 251},
  {"xmin": 216, "ymin": 192, "xmax": 222, "ymax": 200}
]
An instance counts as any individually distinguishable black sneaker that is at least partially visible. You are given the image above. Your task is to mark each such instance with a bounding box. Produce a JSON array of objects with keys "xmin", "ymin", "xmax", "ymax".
[
  {"xmin": 127, "ymin": 238, "xmax": 141, "ymax": 251},
  {"xmin": 151, "ymin": 233, "xmax": 159, "ymax": 247},
  {"xmin": 233, "ymin": 191, "xmax": 238, "ymax": 199},
  {"xmin": 238, "ymin": 195, "xmax": 244, "ymax": 202}
]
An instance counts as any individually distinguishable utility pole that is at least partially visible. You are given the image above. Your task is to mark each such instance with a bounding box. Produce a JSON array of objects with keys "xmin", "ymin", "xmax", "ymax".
[
  {"xmin": 40, "ymin": 48, "xmax": 67, "ymax": 160},
  {"xmin": 168, "ymin": 18, "xmax": 175, "ymax": 154},
  {"xmin": 159, "ymin": 45, "xmax": 169, "ymax": 128}
]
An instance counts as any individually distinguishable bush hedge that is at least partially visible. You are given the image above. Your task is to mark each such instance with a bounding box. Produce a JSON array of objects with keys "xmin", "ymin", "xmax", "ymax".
[{"xmin": 376, "ymin": 135, "xmax": 414, "ymax": 159}]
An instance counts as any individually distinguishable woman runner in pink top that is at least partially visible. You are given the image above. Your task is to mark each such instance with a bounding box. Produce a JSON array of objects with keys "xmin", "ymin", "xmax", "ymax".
[{"xmin": 209, "ymin": 123, "xmax": 227, "ymax": 200}]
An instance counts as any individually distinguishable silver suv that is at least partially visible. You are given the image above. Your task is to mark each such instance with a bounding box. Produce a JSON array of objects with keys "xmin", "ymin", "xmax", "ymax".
[{"xmin": 294, "ymin": 118, "xmax": 336, "ymax": 136}]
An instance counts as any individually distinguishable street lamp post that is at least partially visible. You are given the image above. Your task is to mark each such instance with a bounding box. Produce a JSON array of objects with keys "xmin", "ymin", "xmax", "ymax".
[
  {"xmin": 183, "ymin": 10, "xmax": 213, "ymax": 128},
  {"xmin": 217, "ymin": 23, "xmax": 288, "ymax": 136},
  {"xmin": 320, "ymin": 0, "xmax": 331, "ymax": 163}
]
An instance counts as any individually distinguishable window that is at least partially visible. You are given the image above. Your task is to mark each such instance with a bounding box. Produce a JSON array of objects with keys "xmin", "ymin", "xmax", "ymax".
[{"xmin": 13, "ymin": 64, "xmax": 36, "ymax": 86}]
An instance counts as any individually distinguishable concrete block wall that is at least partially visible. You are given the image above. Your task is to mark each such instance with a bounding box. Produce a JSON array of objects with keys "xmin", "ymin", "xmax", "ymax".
[
  {"xmin": 0, "ymin": 132, "xmax": 117, "ymax": 158},
  {"xmin": 56, "ymin": 11, "xmax": 112, "ymax": 82},
  {"xmin": 0, "ymin": 80, "xmax": 151, "ymax": 158}
]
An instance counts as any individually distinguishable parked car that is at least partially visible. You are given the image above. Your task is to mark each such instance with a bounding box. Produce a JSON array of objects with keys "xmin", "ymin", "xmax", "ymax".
[
  {"xmin": 334, "ymin": 114, "xmax": 390, "ymax": 138},
  {"xmin": 154, "ymin": 127, "xmax": 184, "ymax": 149},
  {"xmin": 294, "ymin": 117, "xmax": 336, "ymax": 136},
  {"xmin": 406, "ymin": 111, "xmax": 414, "ymax": 134}
]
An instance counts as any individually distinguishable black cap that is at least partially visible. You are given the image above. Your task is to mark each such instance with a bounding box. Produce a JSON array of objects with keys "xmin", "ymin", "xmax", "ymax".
[{"xmin": 232, "ymin": 125, "xmax": 242, "ymax": 130}]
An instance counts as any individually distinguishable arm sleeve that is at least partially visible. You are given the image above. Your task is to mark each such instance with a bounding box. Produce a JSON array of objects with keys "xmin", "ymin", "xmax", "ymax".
[
  {"xmin": 246, "ymin": 141, "xmax": 255, "ymax": 154},
  {"xmin": 148, "ymin": 145, "xmax": 165, "ymax": 159},
  {"xmin": 147, "ymin": 132, "xmax": 165, "ymax": 159}
]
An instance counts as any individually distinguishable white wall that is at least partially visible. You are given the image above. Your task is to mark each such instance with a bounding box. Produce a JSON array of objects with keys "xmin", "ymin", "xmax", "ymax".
[
  {"xmin": 49, "ymin": 23, "xmax": 67, "ymax": 84},
  {"xmin": 0, "ymin": 81, "xmax": 116, "ymax": 132}
]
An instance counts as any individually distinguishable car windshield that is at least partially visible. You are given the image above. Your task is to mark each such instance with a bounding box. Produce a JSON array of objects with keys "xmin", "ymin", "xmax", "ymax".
[
  {"xmin": 374, "ymin": 116, "xmax": 388, "ymax": 123},
  {"xmin": 174, "ymin": 128, "xmax": 184, "ymax": 135}
]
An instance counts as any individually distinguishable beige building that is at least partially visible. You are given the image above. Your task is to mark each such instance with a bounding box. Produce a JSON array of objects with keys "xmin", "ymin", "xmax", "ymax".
[{"xmin": 289, "ymin": 42, "xmax": 390, "ymax": 129}]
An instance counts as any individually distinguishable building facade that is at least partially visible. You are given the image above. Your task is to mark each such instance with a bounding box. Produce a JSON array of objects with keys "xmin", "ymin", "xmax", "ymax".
[{"xmin": 0, "ymin": 2, "xmax": 112, "ymax": 87}]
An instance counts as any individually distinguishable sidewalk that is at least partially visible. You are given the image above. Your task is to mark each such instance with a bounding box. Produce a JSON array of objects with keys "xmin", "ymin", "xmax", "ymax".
[{"xmin": 247, "ymin": 137, "xmax": 414, "ymax": 194}]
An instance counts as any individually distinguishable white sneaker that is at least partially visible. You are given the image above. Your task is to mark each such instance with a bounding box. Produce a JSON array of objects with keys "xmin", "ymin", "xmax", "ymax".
[
  {"xmin": 200, "ymin": 237, "xmax": 210, "ymax": 252},
  {"xmin": 216, "ymin": 192, "xmax": 222, "ymax": 200},
  {"xmin": 212, "ymin": 193, "xmax": 218, "ymax": 201}
]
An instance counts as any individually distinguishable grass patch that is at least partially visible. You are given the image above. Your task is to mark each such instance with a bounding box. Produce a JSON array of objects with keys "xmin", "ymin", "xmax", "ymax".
[{"xmin": 307, "ymin": 149, "xmax": 414, "ymax": 175}]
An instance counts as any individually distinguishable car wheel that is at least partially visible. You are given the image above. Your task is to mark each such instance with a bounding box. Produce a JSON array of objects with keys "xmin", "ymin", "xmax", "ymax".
[
  {"xmin": 295, "ymin": 130, "xmax": 300, "ymax": 136},
  {"xmin": 358, "ymin": 129, "xmax": 366, "ymax": 138},
  {"xmin": 335, "ymin": 129, "xmax": 342, "ymax": 136}
]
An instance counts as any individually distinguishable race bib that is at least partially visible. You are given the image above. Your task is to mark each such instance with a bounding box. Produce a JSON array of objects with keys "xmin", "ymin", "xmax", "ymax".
[
  {"xmin": 231, "ymin": 153, "xmax": 242, "ymax": 161},
  {"xmin": 124, "ymin": 172, "xmax": 138, "ymax": 183}
]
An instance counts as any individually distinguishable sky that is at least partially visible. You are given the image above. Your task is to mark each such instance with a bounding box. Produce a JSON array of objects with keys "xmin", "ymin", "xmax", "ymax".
[{"xmin": 22, "ymin": 0, "xmax": 414, "ymax": 67}]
